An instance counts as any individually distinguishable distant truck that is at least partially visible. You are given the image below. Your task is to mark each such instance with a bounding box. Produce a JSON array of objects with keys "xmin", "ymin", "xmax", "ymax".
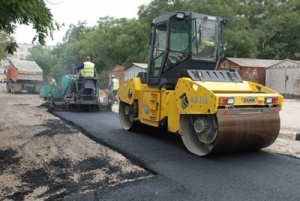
[{"xmin": 6, "ymin": 59, "xmax": 43, "ymax": 93}]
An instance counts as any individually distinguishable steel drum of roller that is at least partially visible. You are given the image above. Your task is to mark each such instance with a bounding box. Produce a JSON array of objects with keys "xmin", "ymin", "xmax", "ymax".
[{"xmin": 180, "ymin": 108, "xmax": 280, "ymax": 156}]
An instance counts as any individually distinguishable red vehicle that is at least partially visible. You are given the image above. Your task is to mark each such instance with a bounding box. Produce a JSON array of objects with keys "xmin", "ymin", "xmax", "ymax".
[{"xmin": 6, "ymin": 59, "xmax": 43, "ymax": 93}]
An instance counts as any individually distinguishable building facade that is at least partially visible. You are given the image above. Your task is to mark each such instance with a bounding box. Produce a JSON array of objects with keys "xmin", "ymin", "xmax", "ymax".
[
  {"xmin": 124, "ymin": 63, "xmax": 147, "ymax": 81},
  {"xmin": 266, "ymin": 60, "xmax": 300, "ymax": 98},
  {"xmin": 218, "ymin": 57, "xmax": 282, "ymax": 85}
]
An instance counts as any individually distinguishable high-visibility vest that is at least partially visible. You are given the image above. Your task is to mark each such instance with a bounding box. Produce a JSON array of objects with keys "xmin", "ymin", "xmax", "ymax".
[
  {"xmin": 112, "ymin": 78, "xmax": 119, "ymax": 90},
  {"xmin": 83, "ymin": 61, "xmax": 95, "ymax": 77},
  {"xmin": 48, "ymin": 78, "xmax": 56, "ymax": 87},
  {"xmin": 198, "ymin": 40, "xmax": 215, "ymax": 51}
]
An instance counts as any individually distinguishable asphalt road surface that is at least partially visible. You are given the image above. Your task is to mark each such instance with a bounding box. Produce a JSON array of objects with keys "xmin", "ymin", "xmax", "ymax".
[{"xmin": 55, "ymin": 110, "xmax": 300, "ymax": 201}]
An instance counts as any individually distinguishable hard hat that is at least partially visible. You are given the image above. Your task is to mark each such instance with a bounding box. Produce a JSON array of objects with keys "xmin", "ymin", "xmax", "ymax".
[{"xmin": 111, "ymin": 74, "xmax": 115, "ymax": 78}]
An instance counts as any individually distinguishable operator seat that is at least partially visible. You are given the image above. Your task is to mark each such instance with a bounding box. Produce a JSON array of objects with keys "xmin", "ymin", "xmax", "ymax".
[{"xmin": 83, "ymin": 77, "xmax": 97, "ymax": 95}]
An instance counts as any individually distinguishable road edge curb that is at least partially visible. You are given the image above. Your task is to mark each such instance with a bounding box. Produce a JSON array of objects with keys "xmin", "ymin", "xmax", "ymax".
[{"xmin": 279, "ymin": 131, "xmax": 300, "ymax": 141}]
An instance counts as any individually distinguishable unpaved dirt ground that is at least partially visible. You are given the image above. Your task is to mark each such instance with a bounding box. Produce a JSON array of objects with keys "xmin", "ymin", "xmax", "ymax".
[
  {"xmin": 0, "ymin": 83, "xmax": 299, "ymax": 201},
  {"xmin": 0, "ymin": 83, "xmax": 152, "ymax": 201}
]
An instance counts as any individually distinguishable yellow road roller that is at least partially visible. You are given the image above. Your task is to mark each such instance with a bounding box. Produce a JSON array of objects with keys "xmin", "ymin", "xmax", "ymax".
[{"xmin": 117, "ymin": 11, "xmax": 283, "ymax": 156}]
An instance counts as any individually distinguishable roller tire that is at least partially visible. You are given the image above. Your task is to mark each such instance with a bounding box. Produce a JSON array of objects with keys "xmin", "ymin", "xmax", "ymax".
[{"xmin": 119, "ymin": 101, "xmax": 139, "ymax": 131}]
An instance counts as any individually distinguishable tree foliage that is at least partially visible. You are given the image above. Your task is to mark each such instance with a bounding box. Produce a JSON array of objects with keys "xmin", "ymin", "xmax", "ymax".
[
  {"xmin": 26, "ymin": 45, "xmax": 56, "ymax": 76},
  {"xmin": 18, "ymin": 0, "xmax": 299, "ymax": 86},
  {"xmin": 190, "ymin": 0, "xmax": 299, "ymax": 59},
  {"xmin": 0, "ymin": 32, "xmax": 15, "ymax": 60},
  {"xmin": 0, "ymin": 0, "xmax": 57, "ymax": 55}
]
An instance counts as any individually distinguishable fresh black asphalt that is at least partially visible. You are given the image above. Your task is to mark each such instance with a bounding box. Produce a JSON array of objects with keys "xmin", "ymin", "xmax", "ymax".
[{"xmin": 55, "ymin": 110, "xmax": 300, "ymax": 201}]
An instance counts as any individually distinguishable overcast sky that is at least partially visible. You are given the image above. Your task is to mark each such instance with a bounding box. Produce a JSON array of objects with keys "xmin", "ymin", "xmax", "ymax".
[{"xmin": 14, "ymin": 0, "xmax": 151, "ymax": 46}]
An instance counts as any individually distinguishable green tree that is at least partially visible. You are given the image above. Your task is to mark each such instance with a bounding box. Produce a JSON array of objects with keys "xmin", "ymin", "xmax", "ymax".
[
  {"xmin": 0, "ymin": 0, "xmax": 58, "ymax": 54},
  {"xmin": 0, "ymin": 32, "xmax": 14, "ymax": 60},
  {"xmin": 258, "ymin": 0, "xmax": 300, "ymax": 59},
  {"xmin": 63, "ymin": 22, "xmax": 93, "ymax": 44},
  {"xmin": 50, "ymin": 44, "xmax": 76, "ymax": 81},
  {"xmin": 46, "ymin": 22, "xmax": 94, "ymax": 80},
  {"xmin": 138, "ymin": 0, "xmax": 186, "ymax": 24},
  {"xmin": 24, "ymin": 0, "xmax": 299, "ymax": 86},
  {"xmin": 78, "ymin": 17, "xmax": 149, "ymax": 70},
  {"xmin": 26, "ymin": 45, "xmax": 56, "ymax": 77}
]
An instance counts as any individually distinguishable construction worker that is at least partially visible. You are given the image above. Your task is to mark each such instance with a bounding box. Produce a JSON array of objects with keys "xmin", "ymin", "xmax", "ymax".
[
  {"xmin": 197, "ymin": 39, "xmax": 215, "ymax": 58},
  {"xmin": 75, "ymin": 56, "xmax": 97, "ymax": 95},
  {"xmin": 48, "ymin": 75, "xmax": 57, "ymax": 90},
  {"xmin": 110, "ymin": 74, "xmax": 119, "ymax": 104},
  {"xmin": 48, "ymin": 75, "xmax": 57, "ymax": 108},
  {"xmin": 75, "ymin": 56, "xmax": 96, "ymax": 77}
]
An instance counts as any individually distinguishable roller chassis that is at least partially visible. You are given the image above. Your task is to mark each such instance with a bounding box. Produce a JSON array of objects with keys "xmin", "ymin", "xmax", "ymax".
[
  {"xmin": 118, "ymin": 70, "xmax": 283, "ymax": 156},
  {"xmin": 117, "ymin": 11, "xmax": 283, "ymax": 156}
]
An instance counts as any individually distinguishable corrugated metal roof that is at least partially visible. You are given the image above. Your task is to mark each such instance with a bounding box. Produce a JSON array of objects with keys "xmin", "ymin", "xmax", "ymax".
[
  {"xmin": 267, "ymin": 59, "xmax": 300, "ymax": 69},
  {"xmin": 109, "ymin": 65, "xmax": 125, "ymax": 72},
  {"xmin": 10, "ymin": 59, "xmax": 42, "ymax": 72},
  {"xmin": 292, "ymin": 60, "xmax": 300, "ymax": 64},
  {"xmin": 226, "ymin": 57, "xmax": 282, "ymax": 68},
  {"xmin": 132, "ymin": 63, "xmax": 148, "ymax": 69}
]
